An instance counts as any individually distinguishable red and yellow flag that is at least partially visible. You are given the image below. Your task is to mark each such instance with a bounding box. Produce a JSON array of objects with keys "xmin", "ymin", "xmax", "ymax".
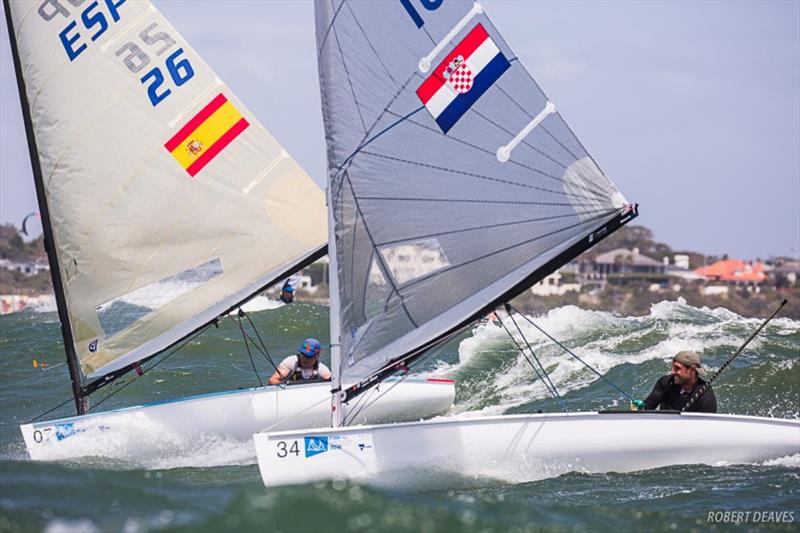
[{"xmin": 164, "ymin": 93, "xmax": 249, "ymax": 177}]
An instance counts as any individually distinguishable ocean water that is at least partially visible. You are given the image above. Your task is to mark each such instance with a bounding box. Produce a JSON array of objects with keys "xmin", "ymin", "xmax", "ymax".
[{"xmin": 1, "ymin": 299, "xmax": 798, "ymax": 532}]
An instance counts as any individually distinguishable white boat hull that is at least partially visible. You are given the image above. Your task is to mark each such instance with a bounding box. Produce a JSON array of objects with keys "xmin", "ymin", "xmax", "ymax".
[
  {"xmin": 20, "ymin": 378, "xmax": 454, "ymax": 462},
  {"xmin": 254, "ymin": 411, "xmax": 800, "ymax": 488}
]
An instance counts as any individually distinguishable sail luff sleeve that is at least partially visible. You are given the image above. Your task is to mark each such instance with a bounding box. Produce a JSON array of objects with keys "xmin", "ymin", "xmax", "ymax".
[{"xmin": 3, "ymin": 0, "xmax": 86, "ymax": 414}]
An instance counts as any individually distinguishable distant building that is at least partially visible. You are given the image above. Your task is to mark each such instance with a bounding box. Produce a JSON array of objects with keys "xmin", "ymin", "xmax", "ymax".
[
  {"xmin": 593, "ymin": 248, "xmax": 666, "ymax": 276},
  {"xmin": 695, "ymin": 259, "xmax": 765, "ymax": 286},
  {"xmin": 663, "ymin": 254, "xmax": 705, "ymax": 282},
  {"xmin": 530, "ymin": 270, "xmax": 581, "ymax": 297},
  {"xmin": 580, "ymin": 248, "xmax": 667, "ymax": 288},
  {"xmin": 769, "ymin": 261, "xmax": 800, "ymax": 287},
  {"xmin": 0, "ymin": 258, "xmax": 49, "ymax": 277}
]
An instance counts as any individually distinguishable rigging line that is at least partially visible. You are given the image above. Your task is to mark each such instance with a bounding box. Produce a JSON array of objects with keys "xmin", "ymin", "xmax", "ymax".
[
  {"xmin": 330, "ymin": 10, "xmax": 368, "ymax": 134},
  {"xmin": 344, "ymin": 2, "xmax": 398, "ymax": 86},
  {"xmin": 682, "ymin": 298, "xmax": 788, "ymax": 413},
  {"xmin": 503, "ymin": 307, "xmax": 568, "ymax": 412},
  {"xmin": 373, "ymin": 207, "xmax": 614, "ymax": 248},
  {"xmin": 358, "ymin": 149, "xmax": 608, "ymax": 204},
  {"xmin": 344, "ymin": 372, "xmax": 405, "ymax": 427},
  {"xmin": 379, "ymin": 110, "xmax": 607, "ymax": 204},
  {"xmin": 341, "ymin": 383, "xmax": 378, "ymax": 426},
  {"xmin": 356, "ymin": 195, "xmax": 604, "ymax": 208},
  {"xmin": 352, "ymin": 324, "xmax": 466, "ymax": 396},
  {"xmin": 225, "ymin": 315, "xmax": 280, "ymax": 375},
  {"xmin": 317, "ymin": 0, "xmax": 347, "ymax": 55},
  {"xmin": 388, "ymin": 209, "xmax": 616, "ymax": 293},
  {"xmin": 507, "ymin": 303, "xmax": 637, "ymax": 403},
  {"xmin": 236, "ymin": 314, "xmax": 264, "ymax": 387},
  {"xmin": 243, "ymin": 312, "xmax": 281, "ymax": 375},
  {"xmin": 343, "ymin": 338, "xmax": 450, "ymax": 426},
  {"xmin": 496, "ymin": 312, "xmax": 550, "ymax": 391},
  {"xmin": 86, "ymin": 326, "xmax": 209, "ymax": 413},
  {"xmin": 259, "ymin": 392, "xmax": 332, "ymax": 433},
  {"xmin": 344, "ymin": 172, "xmax": 418, "ymax": 328},
  {"xmin": 25, "ymin": 396, "xmax": 74, "ymax": 424}
]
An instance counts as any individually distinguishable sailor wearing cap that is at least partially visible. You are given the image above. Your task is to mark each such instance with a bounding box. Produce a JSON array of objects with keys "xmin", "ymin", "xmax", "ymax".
[
  {"xmin": 268, "ymin": 338, "xmax": 332, "ymax": 385},
  {"xmin": 643, "ymin": 350, "xmax": 717, "ymax": 412}
]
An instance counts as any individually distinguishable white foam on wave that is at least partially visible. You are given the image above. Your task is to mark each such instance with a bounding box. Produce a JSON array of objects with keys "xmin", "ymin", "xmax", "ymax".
[
  {"xmin": 761, "ymin": 453, "xmax": 800, "ymax": 468},
  {"xmin": 23, "ymin": 415, "xmax": 258, "ymax": 470},
  {"xmin": 430, "ymin": 299, "xmax": 800, "ymax": 415},
  {"xmin": 43, "ymin": 519, "xmax": 100, "ymax": 533}
]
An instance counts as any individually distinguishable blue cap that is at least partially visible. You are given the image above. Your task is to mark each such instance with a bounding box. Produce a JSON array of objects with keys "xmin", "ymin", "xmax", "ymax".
[
  {"xmin": 283, "ymin": 285, "xmax": 295, "ymax": 293},
  {"xmin": 298, "ymin": 338, "xmax": 322, "ymax": 358}
]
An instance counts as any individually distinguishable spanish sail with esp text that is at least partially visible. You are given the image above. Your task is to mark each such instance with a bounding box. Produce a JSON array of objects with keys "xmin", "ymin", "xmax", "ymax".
[{"xmin": 5, "ymin": 0, "xmax": 327, "ymax": 409}]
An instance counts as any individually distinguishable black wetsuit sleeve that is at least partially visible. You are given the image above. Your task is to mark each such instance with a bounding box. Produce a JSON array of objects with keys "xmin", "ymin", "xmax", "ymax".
[{"xmin": 644, "ymin": 375, "xmax": 670, "ymax": 410}]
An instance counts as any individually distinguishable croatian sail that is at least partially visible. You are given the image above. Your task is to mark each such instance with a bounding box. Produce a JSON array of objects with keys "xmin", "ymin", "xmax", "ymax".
[
  {"xmin": 5, "ymin": 0, "xmax": 326, "ymax": 381},
  {"xmin": 315, "ymin": 1, "xmax": 632, "ymax": 385}
]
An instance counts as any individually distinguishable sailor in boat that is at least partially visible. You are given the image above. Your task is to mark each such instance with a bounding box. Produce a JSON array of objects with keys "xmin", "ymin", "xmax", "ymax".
[
  {"xmin": 267, "ymin": 338, "xmax": 332, "ymax": 384},
  {"xmin": 279, "ymin": 282, "xmax": 295, "ymax": 304},
  {"xmin": 643, "ymin": 351, "xmax": 718, "ymax": 412}
]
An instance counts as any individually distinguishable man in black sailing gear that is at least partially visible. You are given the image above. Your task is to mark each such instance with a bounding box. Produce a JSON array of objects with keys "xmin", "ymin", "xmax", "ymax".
[
  {"xmin": 268, "ymin": 338, "xmax": 332, "ymax": 385},
  {"xmin": 644, "ymin": 350, "xmax": 717, "ymax": 413}
]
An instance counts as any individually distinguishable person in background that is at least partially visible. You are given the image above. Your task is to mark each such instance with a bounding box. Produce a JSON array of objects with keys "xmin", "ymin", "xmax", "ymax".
[
  {"xmin": 644, "ymin": 350, "xmax": 717, "ymax": 413},
  {"xmin": 268, "ymin": 338, "xmax": 331, "ymax": 385},
  {"xmin": 279, "ymin": 282, "xmax": 295, "ymax": 304}
]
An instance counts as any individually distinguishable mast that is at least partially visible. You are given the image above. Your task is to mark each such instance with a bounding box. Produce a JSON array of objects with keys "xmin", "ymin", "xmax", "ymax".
[
  {"xmin": 327, "ymin": 184, "xmax": 344, "ymax": 427},
  {"xmin": 3, "ymin": 0, "xmax": 86, "ymax": 414}
]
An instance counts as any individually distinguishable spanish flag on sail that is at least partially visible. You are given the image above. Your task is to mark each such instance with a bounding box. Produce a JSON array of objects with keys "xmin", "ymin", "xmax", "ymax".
[{"xmin": 165, "ymin": 94, "xmax": 249, "ymax": 177}]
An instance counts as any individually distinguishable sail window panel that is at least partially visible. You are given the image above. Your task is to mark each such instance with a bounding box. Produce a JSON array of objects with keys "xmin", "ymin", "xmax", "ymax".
[
  {"xmin": 378, "ymin": 239, "xmax": 451, "ymax": 286},
  {"xmin": 346, "ymin": 213, "xmax": 605, "ymax": 364},
  {"xmin": 364, "ymin": 256, "xmax": 392, "ymax": 320},
  {"xmin": 95, "ymin": 259, "xmax": 223, "ymax": 338}
]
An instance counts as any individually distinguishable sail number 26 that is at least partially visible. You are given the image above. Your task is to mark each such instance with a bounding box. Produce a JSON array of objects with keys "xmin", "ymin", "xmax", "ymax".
[
  {"xmin": 276, "ymin": 440, "xmax": 300, "ymax": 458},
  {"xmin": 115, "ymin": 22, "xmax": 195, "ymax": 107}
]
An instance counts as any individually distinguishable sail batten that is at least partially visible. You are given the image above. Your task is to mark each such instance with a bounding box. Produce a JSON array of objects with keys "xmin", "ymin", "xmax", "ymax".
[
  {"xmin": 6, "ymin": 0, "xmax": 327, "ymax": 392},
  {"xmin": 316, "ymin": 0, "xmax": 634, "ymax": 386}
]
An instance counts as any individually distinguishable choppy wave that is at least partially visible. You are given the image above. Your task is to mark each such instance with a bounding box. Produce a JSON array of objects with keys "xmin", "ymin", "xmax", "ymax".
[
  {"xmin": 2, "ymin": 299, "xmax": 798, "ymax": 473},
  {"xmin": 419, "ymin": 298, "xmax": 799, "ymax": 418}
]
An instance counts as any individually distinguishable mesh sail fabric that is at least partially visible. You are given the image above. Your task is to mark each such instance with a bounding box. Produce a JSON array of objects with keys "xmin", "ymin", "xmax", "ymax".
[
  {"xmin": 316, "ymin": 1, "xmax": 626, "ymax": 383},
  {"xmin": 7, "ymin": 0, "xmax": 326, "ymax": 378}
]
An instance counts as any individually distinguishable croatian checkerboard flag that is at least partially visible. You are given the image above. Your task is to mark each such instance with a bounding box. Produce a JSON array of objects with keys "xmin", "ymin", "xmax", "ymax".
[{"xmin": 416, "ymin": 23, "xmax": 510, "ymax": 134}]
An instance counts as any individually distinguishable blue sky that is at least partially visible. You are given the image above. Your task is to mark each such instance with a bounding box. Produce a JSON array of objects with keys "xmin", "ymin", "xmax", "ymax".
[{"xmin": 1, "ymin": 0, "xmax": 798, "ymax": 260}]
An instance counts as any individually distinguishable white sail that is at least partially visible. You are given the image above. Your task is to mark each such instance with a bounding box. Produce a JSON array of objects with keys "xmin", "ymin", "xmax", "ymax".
[
  {"xmin": 6, "ymin": 0, "xmax": 326, "ymax": 379},
  {"xmin": 315, "ymin": 1, "xmax": 629, "ymax": 385}
]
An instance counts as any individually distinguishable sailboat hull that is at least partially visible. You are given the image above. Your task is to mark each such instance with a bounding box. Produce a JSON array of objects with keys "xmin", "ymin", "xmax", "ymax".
[
  {"xmin": 20, "ymin": 378, "xmax": 454, "ymax": 462},
  {"xmin": 254, "ymin": 412, "xmax": 800, "ymax": 488}
]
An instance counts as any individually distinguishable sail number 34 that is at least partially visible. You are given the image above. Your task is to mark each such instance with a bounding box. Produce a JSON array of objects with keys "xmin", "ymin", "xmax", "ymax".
[{"xmin": 276, "ymin": 440, "xmax": 300, "ymax": 458}]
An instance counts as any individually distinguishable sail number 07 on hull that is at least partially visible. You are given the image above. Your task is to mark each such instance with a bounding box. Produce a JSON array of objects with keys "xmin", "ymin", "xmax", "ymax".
[{"xmin": 37, "ymin": 0, "xmax": 195, "ymax": 107}]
